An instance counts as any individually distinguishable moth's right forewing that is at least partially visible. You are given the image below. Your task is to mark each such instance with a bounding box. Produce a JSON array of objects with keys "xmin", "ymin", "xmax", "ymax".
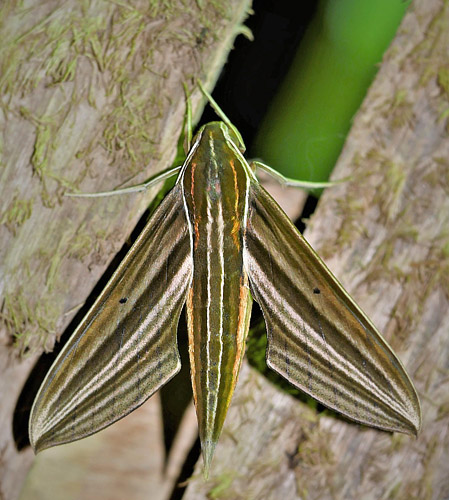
[
  {"xmin": 243, "ymin": 182, "xmax": 421, "ymax": 436},
  {"xmin": 30, "ymin": 183, "xmax": 192, "ymax": 452}
]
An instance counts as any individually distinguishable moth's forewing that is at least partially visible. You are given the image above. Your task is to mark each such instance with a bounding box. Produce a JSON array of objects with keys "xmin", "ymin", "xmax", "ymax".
[
  {"xmin": 243, "ymin": 182, "xmax": 421, "ymax": 435},
  {"xmin": 29, "ymin": 184, "xmax": 192, "ymax": 452},
  {"xmin": 181, "ymin": 122, "xmax": 254, "ymax": 472}
]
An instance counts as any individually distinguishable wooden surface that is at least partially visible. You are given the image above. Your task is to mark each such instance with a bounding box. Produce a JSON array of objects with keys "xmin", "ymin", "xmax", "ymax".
[
  {"xmin": 19, "ymin": 395, "xmax": 198, "ymax": 500},
  {"xmin": 184, "ymin": 0, "xmax": 449, "ymax": 498},
  {"xmin": 6, "ymin": 0, "xmax": 449, "ymax": 499},
  {"xmin": 0, "ymin": 1, "xmax": 252, "ymax": 499}
]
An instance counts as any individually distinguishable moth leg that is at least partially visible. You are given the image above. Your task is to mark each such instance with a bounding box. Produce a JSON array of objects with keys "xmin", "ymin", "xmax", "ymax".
[
  {"xmin": 65, "ymin": 165, "xmax": 182, "ymax": 198},
  {"xmin": 252, "ymin": 160, "xmax": 349, "ymax": 190},
  {"xmin": 66, "ymin": 83, "xmax": 196, "ymax": 199}
]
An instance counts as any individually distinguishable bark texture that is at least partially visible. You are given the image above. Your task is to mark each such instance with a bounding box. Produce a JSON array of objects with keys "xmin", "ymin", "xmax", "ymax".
[
  {"xmin": 0, "ymin": 1, "xmax": 252, "ymax": 499},
  {"xmin": 185, "ymin": 1, "xmax": 449, "ymax": 498}
]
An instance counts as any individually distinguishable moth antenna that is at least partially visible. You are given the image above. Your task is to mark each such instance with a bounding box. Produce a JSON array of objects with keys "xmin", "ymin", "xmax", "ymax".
[
  {"xmin": 252, "ymin": 160, "xmax": 350, "ymax": 190},
  {"xmin": 182, "ymin": 82, "xmax": 193, "ymax": 151},
  {"xmin": 196, "ymin": 79, "xmax": 245, "ymax": 151}
]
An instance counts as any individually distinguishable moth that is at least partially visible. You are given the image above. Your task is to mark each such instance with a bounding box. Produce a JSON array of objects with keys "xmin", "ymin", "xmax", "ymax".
[{"xmin": 29, "ymin": 83, "xmax": 421, "ymax": 476}]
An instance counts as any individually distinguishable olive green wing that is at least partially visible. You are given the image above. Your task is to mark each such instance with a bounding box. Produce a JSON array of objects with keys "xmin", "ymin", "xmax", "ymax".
[
  {"xmin": 243, "ymin": 182, "xmax": 421, "ymax": 435},
  {"xmin": 30, "ymin": 183, "xmax": 192, "ymax": 452}
]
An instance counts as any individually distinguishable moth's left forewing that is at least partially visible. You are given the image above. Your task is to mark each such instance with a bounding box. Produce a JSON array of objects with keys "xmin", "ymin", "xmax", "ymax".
[
  {"xmin": 243, "ymin": 181, "xmax": 421, "ymax": 435},
  {"xmin": 30, "ymin": 183, "xmax": 192, "ymax": 452}
]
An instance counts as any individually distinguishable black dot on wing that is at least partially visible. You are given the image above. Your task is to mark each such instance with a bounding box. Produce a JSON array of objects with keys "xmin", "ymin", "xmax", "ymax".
[
  {"xmin": 313, "ymin": 287, "xmax": 321, "ymax": 294},
  {"xmin": 119, "ymin": 297, "xmax": 128, "ymax": 304}
]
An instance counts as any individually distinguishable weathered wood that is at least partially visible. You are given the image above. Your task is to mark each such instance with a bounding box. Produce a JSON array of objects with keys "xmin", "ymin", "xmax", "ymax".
[
  {"xmin": 19, "ymin": 395, "xmax": 199, "ymax": 500},
  {"xmin": 0, "ymin": 1, "xmax": 252, "ymax": 499},
  {"xmin": 184, "ymin": 1, "xmax": 449, "ymax": 498}
]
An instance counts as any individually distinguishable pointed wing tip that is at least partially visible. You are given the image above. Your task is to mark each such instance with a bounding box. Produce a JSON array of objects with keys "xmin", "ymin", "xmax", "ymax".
[
  {"xmin": 29, "ymin": 407, "xmax": 50, "ymax": 454},
  {"xmin": 29, "ymin": 414, "xmax": 64, "ymax": 455},
  {"xmin": 29, "ymin": 425, "xmax": 50, "ymax": 454},
  {"xmin": 28, "ymin": 420, "xmax": 39, "ymax": 454},
  {"xmin": 388, "ymin": 413, "xmax": 420, "ymax": 437},
  {"xmin": 30, "ymin": 428, "xmax": 76, "ymax": 455},
  {"xmin": 28, "ymin": 432, "xmax": 44, "ymax": 454},
  {"xmin": 394, "ymin": 386, "xmax": 422, "ymax": 437},
  {"xmin": 401, "ymin": 404, "xmax": 422, "ymax": 438},
  {"xmin": 31, "ymin": 441, "xmax": 45, "ymax": 454},
  {"xmin": 409, "ymin": 425, "xmax": 420, "ymax": 438}
]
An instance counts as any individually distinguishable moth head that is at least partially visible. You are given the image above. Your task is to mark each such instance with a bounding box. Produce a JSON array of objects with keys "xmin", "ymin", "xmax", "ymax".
[{"xmin": 194, "ymin": 122, "xmax": 246, "ymax": 156}]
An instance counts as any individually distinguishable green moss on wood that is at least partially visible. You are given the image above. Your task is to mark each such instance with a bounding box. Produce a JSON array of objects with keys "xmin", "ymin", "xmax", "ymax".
[
  {"xmin": 207, "ymin": 473, "xmax": 236, "ymax": 499},
  {"xmin": 0, "ymin": 195, "xmax": 33, "ymax": 234},
  {"xmin": 67, "ymin": 227, "xmax": 95, "ymax": 261},
  {"xmin": 386, "ymin": 89, "xmax": 414, "ymax": 129},
  {"xmin": 437, "ymin": 66, "xmax": 449, "ymax": 97},
  {"xmin": 296, "ymin": 425, "xmax": 335, "ymax": 468},
  {"xmin": 2, "ymin": 289, "xmax": 59, "ymax": 356}
]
